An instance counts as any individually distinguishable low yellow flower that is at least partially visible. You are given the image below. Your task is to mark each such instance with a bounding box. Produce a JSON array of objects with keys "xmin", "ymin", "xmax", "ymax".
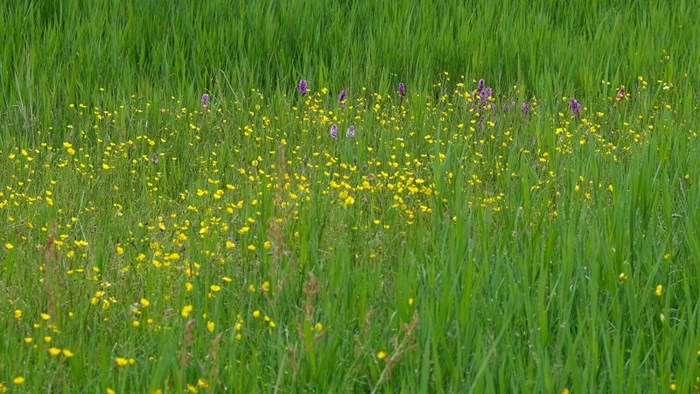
[
  {"xmin": 13, "ymin": 376, "xmax": 25, "ymax": 385},
  {"xmin": 181, "ymin": 305, "xmax": 193, "ymax": 317},
  {"xmin": 655, "ymin": 285, "xmax": 663, "ymax": 297},
  {"xmin": 377, "ymin": 351, "xmax": 387, "ymax": 360}
]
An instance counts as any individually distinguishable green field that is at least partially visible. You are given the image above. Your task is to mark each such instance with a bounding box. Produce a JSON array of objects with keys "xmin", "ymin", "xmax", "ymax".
[{"xmin": 1, "ymin": 1, "xmax": 700, "ymax": 392}]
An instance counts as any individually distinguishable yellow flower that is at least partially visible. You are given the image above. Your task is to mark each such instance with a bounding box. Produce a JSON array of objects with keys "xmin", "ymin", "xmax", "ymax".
[
  {"xmin": 140, "ymin": 298, "xmax": 150, "ymax": 307},
  {"xmin": 106, "ymin": 388, "xmax": 116, "ymax": 394},
  {"xmin": 655, "ymin": 285, "xmax": 663, "ymax": 297},
  {"xmin": 314, "ymin": 322, "xmax": 323, "ymax": 331},
  {"xmin": 261, "ymin": 281, "xmax": 270, "ymax": 292},
  {"xmin": 115, "ymin": 357, "xmax": 129, "ymax": 367},
  {"xmin": 41, "ymin": 313, "xmax": 51, "ymax": 320},
  {"xmin": 377, "ymin": 351, "xmax": 387, "ymax": 360},
  {"xmin": 408, "ymin": 298, "xmax": 414, "ymax": 306},
  {"xmin": 13, "ymin": 376, "xmax": 25, "ymax": 385},
  {"xmin": 252, "ymin": 310, "xmax": 261, "ymax": 318},
  {"xmin": 49, "ymin": 347, "xmax": 62, "ymax": 356},
  {"xmin": 181, "ymin": 305, "xmax": 193, "ymax": 317},
  {"xmin": 207, "ymin": 321, "xmax": 215, "ymax": 332},
  {"xmin": 13, "ymin": 309, "xmax": 22, "ymax": 319},
  {"xmin": 62, "ymin": 349, "xmax": 74, "ymax": 357},
  {"xmin": 210, "ymin": 284, "xmax": 221, "ymax": 292},
  {"xmin": 116, "ymin": 245, "xmax": 124, "ymax": 255},
  {"xmin": 5, "ymin": 242, "xmax": 14, "ymax": 250}
]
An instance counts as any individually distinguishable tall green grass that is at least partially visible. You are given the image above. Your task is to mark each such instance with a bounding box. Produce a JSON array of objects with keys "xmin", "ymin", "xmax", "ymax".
[{"xmin": 1, "ymin": 0, "xmax": 700, "ymax": 392}]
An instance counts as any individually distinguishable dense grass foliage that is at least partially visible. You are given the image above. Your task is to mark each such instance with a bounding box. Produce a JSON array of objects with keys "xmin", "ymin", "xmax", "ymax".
[
  {"xmin": 1, "ymin": 1, "xmax": 700, "ymax": 392},
  {"xmin": 1, "ymin": 0, "xmax": 699, "ymax": 133}
]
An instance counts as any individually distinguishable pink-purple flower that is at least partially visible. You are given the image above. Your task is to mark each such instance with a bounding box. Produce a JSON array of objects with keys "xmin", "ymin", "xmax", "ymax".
[
  {"xmin": 346, "ymin": 125, "xmax": 355, "ymax": 138},
  {"xmin": 616, "ymin": 87, "xmax": 626, "ymax": 100},
  {"xmin": 398, "ymin": 82, "xmax": 406, "ymax": 100},
  {"xmin": 475, "ymin": 79, "xmax": 493, "ymax": 106},
  {"xmin": 521, "ymin": 102, "xmax": 530, "ymax": 117},
  {"xmin": 201, "ymin": 93, "xmax": 209, "ymax": 109},
  {"xmin": 570, "ymin": 98, "xmax": 582, "ymax": 116},
  {"xmin": 338, "ymin": 89, "xmax": 347, "ymax": 105},
  {"xmin": 330, "ymin": 124, "xmax": 338, "ymax": 139},
  {"xmin": 298, "ymin": 79, "xmax": 308, "ymax": 96}
]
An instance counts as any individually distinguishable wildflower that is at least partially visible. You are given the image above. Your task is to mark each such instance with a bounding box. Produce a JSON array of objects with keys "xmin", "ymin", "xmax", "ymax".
[
  {"xmin": 181, "ymin": 304, "xmax": 193, "ymax": 317},
  {"xmin": 13, "ymin": 309, "xmax": 22, "ymax": 319},
  {"xmin": 62, "ymin": 349, "xmax": 74, "ymax": 357},
  {"xmin": 398, "ymin": 82, "xmax": 406, "ymax": 100},
  {"xmin": 252, "ymin": 310, "xmax": 261, "ymax": 318},
  {"xmin": 201, "ymin": 93, "xmax": 209, "ymax": 109},
  {"xmin": 13, "ymin": 377, "xmax": 24, "ymax": 385},
  {"xmin": 298, "ymin": 79, "xmax": 307, "ymax": 96},
  {"xmin": 4, "ymin": 242, "xmax": 13, "ymax": 250},
  {"xmin": 115, "ymin": 357, "xmax": 129, "ymax": 367},
  {"xmin": 346, "ymin": 125, "xmax": 355, "ymax": 138},
  {"xmin": 49, "ymin": 347, "xmax": 62, "ymax": 356},
  {"xmin": 330, "ymin": 124, "xmax": 338, "ymax": 139},
  {"xmin": 477, "ymin": 79, "xmax": 485, "ymax": 93},
  {"xmin": 655, "ymin": 285, "xmax": 663, "ymax": 297},
  {"xmin": 338, "ymin": 89, "xmax": 347, "ymax": 105},
  {"xmin": 570, "ymin": 98, "xmax": 582, "ymax": 116},
  {"xmin": 150, "ymin": 153, "xmax": 159, "ymax": 164},
  {"xmin": 521, "ymin": 102, "xmax": 530, "ymax": 117},
  {"xmin": 377, "ymin": 351, "xmax": 387, "ymax": 360},
  {"xmin": 616, "ymin": 87, "xmax": 626, "ymax": 100}
]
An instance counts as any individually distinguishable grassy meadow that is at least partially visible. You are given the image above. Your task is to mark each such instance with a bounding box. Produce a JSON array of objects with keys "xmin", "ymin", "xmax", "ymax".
[{"xmin": 2, "ymin": 0, "xmax": 700, "ymax": 392}]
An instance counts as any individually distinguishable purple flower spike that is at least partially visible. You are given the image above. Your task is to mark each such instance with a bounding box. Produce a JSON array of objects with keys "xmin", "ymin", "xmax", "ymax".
[
  {"xmin": 477, "ymin": 79, "xmax": 485, "ymax": 93},
  {"xmin": 479, "ymin": 89, "xmax": 489, "ymax": 105},
  {"xmin": 398, "ymin": 82, "xmax": 406, "ymax": 100},
  {"xmin": 521, "ymin": 102, "xmax": 530, "ymax": 117},
  {"xmin": 150, "ymin": 153, "xmax": 159, "ymax": 164},
  {"xmin": 201, "ymin": 93, "xmax": 209, "ymax": 109},
  {"xmin": 330, "ymin": 124, "xmax": 338, "ymax": 139},
  {"xmin": 346, "ymin": 125, "xmax": 355, "ymax": 138},
  {"xmin": 338, "ymin": 89, "xmax": 347, "ymax": 105},
  {"xmin": 298, "ymin": 79, "xmax": 308, "ymax": 96},
  {"xmin": 616, "ymin": 87, "xmax": 626, "ymax": 100},
  {"xmin": 570, "ymin": 98, "xmax": 582, "ymax": 116}
]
